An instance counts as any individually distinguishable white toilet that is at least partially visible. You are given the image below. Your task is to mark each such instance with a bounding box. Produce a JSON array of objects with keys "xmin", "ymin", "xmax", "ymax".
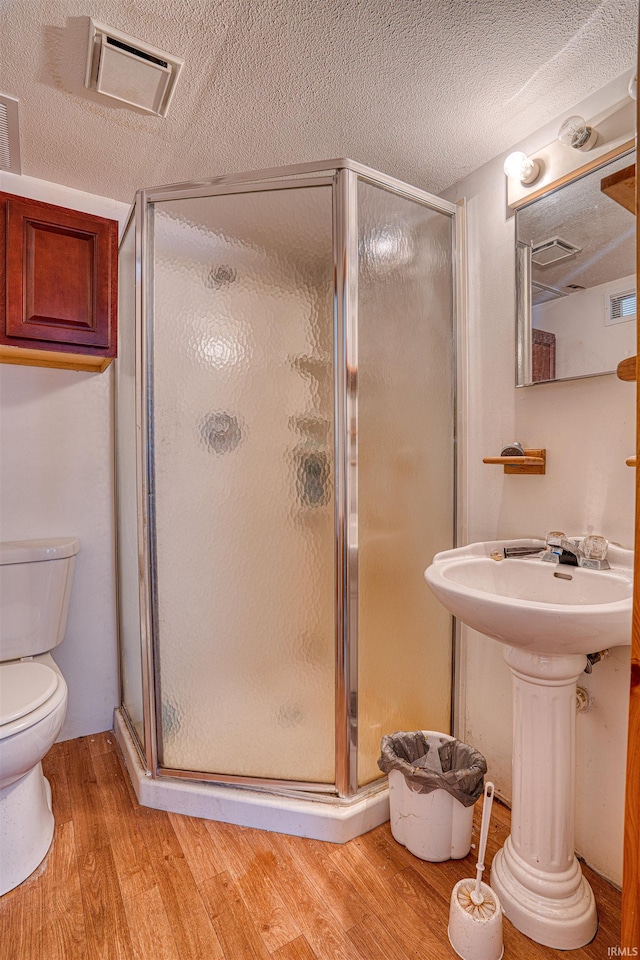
[{"xmin": 0, "ymin": 538, "xmax": 79, "ymax": 896}]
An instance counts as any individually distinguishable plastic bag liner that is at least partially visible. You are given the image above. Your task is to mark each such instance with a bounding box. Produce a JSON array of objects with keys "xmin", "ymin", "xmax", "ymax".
[{"xmin": 377, "ymin": 731, "xmax": 487, "ymax": 807}]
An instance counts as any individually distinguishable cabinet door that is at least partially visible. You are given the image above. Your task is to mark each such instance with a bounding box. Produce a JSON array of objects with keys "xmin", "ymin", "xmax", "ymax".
[{"xmin": 1, "ymin": 193, "xmax": 117, "ymax": 355}]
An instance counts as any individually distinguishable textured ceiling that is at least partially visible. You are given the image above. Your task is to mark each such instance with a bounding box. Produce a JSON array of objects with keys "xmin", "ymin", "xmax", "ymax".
[{"xmin": 1, "ymin": 0, "xmax": 637, "ymax": 203}]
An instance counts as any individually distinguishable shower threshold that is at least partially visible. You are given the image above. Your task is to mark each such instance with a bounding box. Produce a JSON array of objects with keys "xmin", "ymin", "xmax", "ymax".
[{"xmin": 113, "ymin": 709, "xmax": 390, "ymax": 843}]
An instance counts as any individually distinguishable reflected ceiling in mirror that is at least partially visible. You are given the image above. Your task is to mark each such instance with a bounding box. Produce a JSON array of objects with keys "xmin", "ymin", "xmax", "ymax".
[{"xmin": 515, "ymin": 148, "xmax": 636, "ymax": 386}]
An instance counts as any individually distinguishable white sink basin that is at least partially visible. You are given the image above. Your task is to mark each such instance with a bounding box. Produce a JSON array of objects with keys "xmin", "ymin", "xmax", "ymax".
[{"xmin": 425, "ymin": 538, "xmax": 633, "ymax": 654}]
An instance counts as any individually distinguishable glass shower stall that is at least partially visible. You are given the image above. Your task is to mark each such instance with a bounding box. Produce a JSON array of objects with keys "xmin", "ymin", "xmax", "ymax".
[{"xmin": 116, "ymin": 159, "xmax": 459, "ymax": 811}]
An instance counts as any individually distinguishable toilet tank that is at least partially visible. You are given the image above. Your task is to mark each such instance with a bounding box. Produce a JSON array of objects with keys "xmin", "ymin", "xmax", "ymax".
[{"xmin": 0, "ymin": 539, "xmax": 80, "ymax": 661}]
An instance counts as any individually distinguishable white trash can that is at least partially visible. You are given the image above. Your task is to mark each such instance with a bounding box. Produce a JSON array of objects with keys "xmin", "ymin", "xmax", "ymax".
[{"xmin": 380, "ymin": 730, "xmax": 486, "ymax": 862}]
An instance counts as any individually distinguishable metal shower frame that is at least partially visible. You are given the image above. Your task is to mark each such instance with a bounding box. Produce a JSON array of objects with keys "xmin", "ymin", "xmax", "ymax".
[{"xmin": 118, "ymin": 158, "xmax": 462, "ymax": 801}]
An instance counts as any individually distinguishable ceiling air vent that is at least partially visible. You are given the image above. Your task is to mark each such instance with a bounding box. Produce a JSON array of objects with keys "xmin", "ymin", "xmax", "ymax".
[
  {"xmin": 531, "ymin": 236, "xmax": 582, "ymax": 266},
  {"xmin": 0, "ymin": 93, "xmax": 21, "ymax": 174},
  {"xmin": 85, "ymin": 19, "xmax": 184, "ymax": 117}
]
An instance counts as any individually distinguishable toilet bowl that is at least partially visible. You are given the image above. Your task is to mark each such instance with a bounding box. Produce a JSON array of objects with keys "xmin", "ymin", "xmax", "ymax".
[
  {"xmin": 0, "ymin": 656, "xmax": 68, "ymax": 895},
  {"xmin": 0, "ymin": 538, "xmax": 78, "ymax": 896}
]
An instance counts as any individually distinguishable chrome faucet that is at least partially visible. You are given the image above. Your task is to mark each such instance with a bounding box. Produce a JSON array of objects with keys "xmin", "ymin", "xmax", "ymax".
[
  {"xmin": 542, "ymin": 533, "xmax": 582, "ymax": 565},
  {"xmin": 542, "ymin": 533, "xmax": 610, "ymax": 569}
]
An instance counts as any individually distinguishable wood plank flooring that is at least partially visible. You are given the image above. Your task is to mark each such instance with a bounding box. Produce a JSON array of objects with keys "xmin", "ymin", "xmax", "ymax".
[{"xmin": 0, "ymin": 732, "xmax": 622, "ymax": 960}]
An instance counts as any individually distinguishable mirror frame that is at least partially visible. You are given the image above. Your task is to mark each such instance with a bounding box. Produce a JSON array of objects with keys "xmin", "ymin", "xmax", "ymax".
[{"xmin": 515, "ymin": 143, "xmax": 636, "ymax": 388}]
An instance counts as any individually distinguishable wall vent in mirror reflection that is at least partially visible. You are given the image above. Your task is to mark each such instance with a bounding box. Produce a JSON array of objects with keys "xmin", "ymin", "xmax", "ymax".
[{"xmin": 516, "ymin": 148, "xmax": 635, "ymax": 386}]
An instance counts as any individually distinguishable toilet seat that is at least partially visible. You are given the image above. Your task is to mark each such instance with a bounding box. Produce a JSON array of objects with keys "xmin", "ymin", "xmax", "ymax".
[{"xmin": 0, "ymin": 661, "xmax": 64, "ymax": 740}]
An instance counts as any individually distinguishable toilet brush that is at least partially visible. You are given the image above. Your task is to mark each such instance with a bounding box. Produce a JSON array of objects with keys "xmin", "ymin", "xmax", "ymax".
[{"xmin": 448, "ymin": 782, "xmax": 503, "ymax": 960}]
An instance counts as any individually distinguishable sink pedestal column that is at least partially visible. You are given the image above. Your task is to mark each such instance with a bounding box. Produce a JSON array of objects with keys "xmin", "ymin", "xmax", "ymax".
[{"xmin": 490, "ymin": 646, "xmax": 597, "ymax": 949}]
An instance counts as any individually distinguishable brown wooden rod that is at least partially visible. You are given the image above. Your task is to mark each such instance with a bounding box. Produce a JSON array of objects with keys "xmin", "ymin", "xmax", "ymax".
[
  {"xmin": 482, "ymin": 449, "xmax": 546, "ymax": 475},
  {"xmin": 617, "ymin": 356, "xmax": 637, "ymax": 382}
]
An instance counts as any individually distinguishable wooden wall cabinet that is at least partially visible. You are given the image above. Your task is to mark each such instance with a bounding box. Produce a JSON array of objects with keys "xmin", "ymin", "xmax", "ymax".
[{"xmin": 0, "ymin": 193, "xmax": 118, "ymax": 372}]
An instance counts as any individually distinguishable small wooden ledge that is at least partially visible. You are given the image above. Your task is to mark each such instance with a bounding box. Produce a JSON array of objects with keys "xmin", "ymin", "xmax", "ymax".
[
  {"xmin": 483, "ymin": 449, "xmax": 546, "ymax": 475},
  {"xmin": 626, "ymin": 456, "xmax": 637, "ymax": 467}
]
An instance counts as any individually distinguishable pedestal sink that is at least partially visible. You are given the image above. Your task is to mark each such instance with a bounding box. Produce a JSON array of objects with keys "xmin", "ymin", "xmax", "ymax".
[{"xmin": 425, "ymin": 538, "xmax": 633, "ymax": 950}]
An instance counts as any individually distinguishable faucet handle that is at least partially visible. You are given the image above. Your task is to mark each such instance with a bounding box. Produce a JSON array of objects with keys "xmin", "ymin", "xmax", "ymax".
[
  {"xmin": 545, "ymin": 530, "xmax": 566, "ymax": 546},
  {"xmin": 580, "ymin": 536, "xmax": 610, "ymax": 569},
  {"xmin": 582, "ymin": 535, "xmax": 609, "ymax": 560},
  {"xmin": 542, "ymin": 531, "xmax": 566, "ymax": 563}
]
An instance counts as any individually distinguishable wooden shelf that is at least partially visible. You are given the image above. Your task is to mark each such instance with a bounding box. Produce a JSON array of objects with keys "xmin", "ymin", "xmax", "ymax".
[
  {"xmin": 601, "ymin": 163, "xmax": 635, "ymax": 214},
  {"xmin": 483, "ymin": 449, "xmax": 546, "ymax": 475},
  {"xmin": 0, "ymin": 345, "xmax": 113, "ymax": 373}
]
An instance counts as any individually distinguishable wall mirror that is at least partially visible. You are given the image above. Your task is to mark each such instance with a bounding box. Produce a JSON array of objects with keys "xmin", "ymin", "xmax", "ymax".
[{"xmin": 515, "ymin": 148, "xmax": 636, "ymax": 386}]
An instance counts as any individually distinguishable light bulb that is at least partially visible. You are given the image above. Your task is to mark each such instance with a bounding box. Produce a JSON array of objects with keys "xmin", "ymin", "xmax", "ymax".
[
  {"xmin": 629, "ymin": 74, "xmax": 637, "ymax": 101},
  {"xmin": 557, "ymin": 115, "xmax": 597, "ymax": 151},
  {"xmin": 503, "ymin": 151, "xmax": 540, "ymax": 184}
]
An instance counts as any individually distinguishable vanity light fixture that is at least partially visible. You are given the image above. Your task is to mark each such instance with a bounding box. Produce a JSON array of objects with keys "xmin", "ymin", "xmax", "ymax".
[
  {"xmin": 557, "ymin": 115, "xmax": 598, "ymax": 151},
  {"xmin": 503, "ymin": 151, "xmax": 540, "ymax": 184}
]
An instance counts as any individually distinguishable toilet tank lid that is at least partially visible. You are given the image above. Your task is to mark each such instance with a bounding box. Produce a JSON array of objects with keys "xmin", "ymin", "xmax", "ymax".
[{"xmin": 0, "ymin": 538, "xmax": 80, "ymax": 565}]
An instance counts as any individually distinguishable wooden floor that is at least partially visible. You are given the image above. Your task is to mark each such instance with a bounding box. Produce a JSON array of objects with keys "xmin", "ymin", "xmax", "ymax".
[{"xmin": 0, "ymin": 733, "xmax": 621, "ymax": 960}]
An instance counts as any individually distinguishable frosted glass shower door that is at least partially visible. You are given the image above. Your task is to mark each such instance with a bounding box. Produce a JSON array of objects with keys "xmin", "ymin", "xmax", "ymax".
[
  {"xmin": 356, "ymin": 180, "xmax": 455, "ymax": 785},
  {"xmin": 150, "ymin": 185, "xmax": 336, "ymax": 784}
]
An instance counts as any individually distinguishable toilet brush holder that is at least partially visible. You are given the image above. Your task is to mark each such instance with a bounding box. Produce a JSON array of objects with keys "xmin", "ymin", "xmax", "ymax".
[
  {"xmin": 448, "ymin": 879, "xmax": 503, "ymax": 960},
  {"xmin": 448, "ymin": 781, "xmax": 503, "ymax": 960}
]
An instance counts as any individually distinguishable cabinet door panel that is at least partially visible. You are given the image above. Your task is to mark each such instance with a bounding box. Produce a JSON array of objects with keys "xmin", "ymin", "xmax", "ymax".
[
  {"xmin": 2, "ymin": 194, "xmax": 117, "ymax": 354},
  {"xmin": 25, "ymin": 222, "xmax": 95, "ymax": 333}
]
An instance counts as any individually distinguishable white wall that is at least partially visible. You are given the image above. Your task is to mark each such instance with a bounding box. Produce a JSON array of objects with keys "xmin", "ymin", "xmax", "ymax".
[
  {"xmin": 0, "ymin": 171, "xmax": 130, "ymax": 740},
  {"xmin": 444, "ymin": 114, "xmax": 635, "ymax": 886}
]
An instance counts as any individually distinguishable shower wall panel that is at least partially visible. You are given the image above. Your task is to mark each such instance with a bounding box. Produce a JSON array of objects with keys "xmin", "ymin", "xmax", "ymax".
[
  {"xmin": 150, "ymin": 188, "xmax": 336, "ymax": 782},
  {"xmin": 356, "ymin": 181, "xmax": 454, "ymax": 785}
]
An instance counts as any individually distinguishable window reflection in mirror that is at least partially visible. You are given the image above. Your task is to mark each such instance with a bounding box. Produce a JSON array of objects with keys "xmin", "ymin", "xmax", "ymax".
[{"xmin": 515, "ymin": 149, "xmax": 636, "ymax": 386}]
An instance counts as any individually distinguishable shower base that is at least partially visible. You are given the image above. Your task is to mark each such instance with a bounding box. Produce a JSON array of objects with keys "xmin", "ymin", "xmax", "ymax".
[{"xmin": 113, "ymin": 709, "xmax": 390, "ymax": 843}]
